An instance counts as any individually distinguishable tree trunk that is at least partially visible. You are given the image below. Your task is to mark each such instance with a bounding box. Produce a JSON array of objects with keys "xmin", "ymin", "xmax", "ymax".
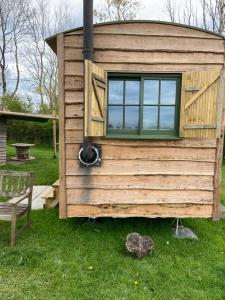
[{"xmin": 11, "ymin": 33, "xmax": 20, "ymax": 97}]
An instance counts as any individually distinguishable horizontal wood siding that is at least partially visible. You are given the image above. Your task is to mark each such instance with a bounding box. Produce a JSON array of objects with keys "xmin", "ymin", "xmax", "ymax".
[
  {"xmin": 0, "ymin": 120, "xmax": 7, "ymax": 165},
  {"xmin": 65, "ymin": 49, "xmax": 224, "ymax": 65},
  {"xmin": 67, "ymin": 189, "xmax": 213, "ymax": 205},
  {"xmin": 64, "ymin": 35, "xmax": 224, "ymax": 53},
  {"xmin": 61, "ymin": 22, "xmax": 225, "ymax": 218},
  {"xmin": 66, "ymin": 160, "xmax": 215, "ymax": 176},
  {"xmin": 66, "ymin": 175, "xmax": 214, "ymax": 190},
  {"xmin": 67, "ymin": 204, "xmax": 213, "ymax": 218},
  {"xmin": 66, "ymin": 143, "xmax": 216, "ymax": 161}
]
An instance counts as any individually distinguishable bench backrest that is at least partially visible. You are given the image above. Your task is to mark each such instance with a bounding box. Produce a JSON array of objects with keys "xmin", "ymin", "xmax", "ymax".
[{"xmin": 0, "ymin": 171, "xmax": 33, "ymax": 197}]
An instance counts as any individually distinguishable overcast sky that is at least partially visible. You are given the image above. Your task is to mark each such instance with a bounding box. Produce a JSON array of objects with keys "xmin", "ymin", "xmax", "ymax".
[{"xmin": 50, "ymin": 0, "xmax": 202, "ymax": 27}]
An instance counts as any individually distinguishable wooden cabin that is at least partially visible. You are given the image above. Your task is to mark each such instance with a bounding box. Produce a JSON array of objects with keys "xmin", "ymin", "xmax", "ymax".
[
  {"xmin": 0, "ymin": 111, "xmax": 57, "ymax": 165},
  {"xmin": 46, "ymin": 20, "xmax": 225, "ymax": 220}
]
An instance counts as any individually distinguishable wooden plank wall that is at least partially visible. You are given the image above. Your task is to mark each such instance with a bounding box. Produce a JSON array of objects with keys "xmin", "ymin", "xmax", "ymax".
[
  {"xmin": 0, "ymin": 120, "xmax": 7, "ymax": 165},
  {"xmin": 61, "ymin": 22, "xmax": 225, "ymax": 218}
]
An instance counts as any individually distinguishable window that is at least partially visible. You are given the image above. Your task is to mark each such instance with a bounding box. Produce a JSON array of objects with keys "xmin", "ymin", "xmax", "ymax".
[{"xmin": 107, "ymin": 74, "xmax": 181, "ymax": 138}]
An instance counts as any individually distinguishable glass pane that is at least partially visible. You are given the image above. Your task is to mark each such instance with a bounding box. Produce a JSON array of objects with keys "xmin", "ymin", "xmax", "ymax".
[
  {"xmin": 160, "ymin": 80, "xmax": 177, "ymax": 105},
  {"xmin": 108, "ymin": 80, "xmax": 124, "ymax": 104},
  {"xmin": 108, "ymin": 106, "xmax": 123, "ymax": 129},
  {"xmin": 144, "ymin": 80, "xmax": 159, "ymax": 104},
  {"xmin": 143, "ymin": 106, "xmax": 158, "ymax": 129},
  {"xmin": 125, "ymin": 81, "xmax": 140, "ymax": 104},
  {"xmin": 125, "ymin": 106, "xmax": 139, "ymax": 129},
  {"xmin": 159, "ymin": 106, "xmax": 175, "ymax": 129}
]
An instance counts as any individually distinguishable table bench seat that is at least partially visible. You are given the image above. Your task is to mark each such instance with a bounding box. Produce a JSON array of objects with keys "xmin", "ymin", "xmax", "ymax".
[{"xmin": 0, "ymin": 203, "xmax": 28, "ymax": 221}]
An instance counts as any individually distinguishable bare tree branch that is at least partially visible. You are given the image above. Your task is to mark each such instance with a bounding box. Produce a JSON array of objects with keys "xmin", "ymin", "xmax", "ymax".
[
  {"xmin": 94, "ymin": 0, "xmax": 142, "ymax": 22},
  {"xmin": 164, "ymin": 0, "xmax": 225, "ymax": 35},
  {"xmin": 0, "ymin": 0, "xmax": 29, "ymax": 104}
]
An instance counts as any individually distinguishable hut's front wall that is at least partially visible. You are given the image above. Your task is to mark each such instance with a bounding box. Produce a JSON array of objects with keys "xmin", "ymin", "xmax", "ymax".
[
  {"xmin": 58, "ymin": 22, "xmax": 225, "ymax": 219},
  {"xmin": 0, "ymin": 120, "xmax": 7, "ymax": 165}
]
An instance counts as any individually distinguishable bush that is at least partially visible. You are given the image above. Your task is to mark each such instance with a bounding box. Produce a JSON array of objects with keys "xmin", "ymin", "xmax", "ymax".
[
  {"xmin": 1, "ymin": 94, "xmax": 58, "ymax": 145},
  {"xmin": 1, "ymin": 94, "xmax": 33, "ymax": 112},
  {"xmin": 7, "ymin": 120, "xmax": 58, "ymax": 145}
]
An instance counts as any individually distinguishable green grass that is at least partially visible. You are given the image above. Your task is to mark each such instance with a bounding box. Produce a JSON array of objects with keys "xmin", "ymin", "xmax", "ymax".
[
  {"xmin": 1, "ymin": 145, "xmax": 225, "ymax": 299},
  {"xmin": 1, "ymin": 144, "xmax": 58, "ymax": 185}
]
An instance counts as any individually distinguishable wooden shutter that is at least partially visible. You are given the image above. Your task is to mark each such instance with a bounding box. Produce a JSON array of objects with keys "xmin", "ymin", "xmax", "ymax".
[
  {"xmin": 84, "ymin": 60, "xmax": 107, "ymax": 137},
  {"xmin": 180, "ymin": 69, "xmax": 223, "ymax": 139}
]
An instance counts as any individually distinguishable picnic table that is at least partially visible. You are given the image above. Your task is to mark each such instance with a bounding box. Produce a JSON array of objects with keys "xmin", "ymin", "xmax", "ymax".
[{"xmin": 11, "ymin": 143, "xmax": 35, "ymax": 161}]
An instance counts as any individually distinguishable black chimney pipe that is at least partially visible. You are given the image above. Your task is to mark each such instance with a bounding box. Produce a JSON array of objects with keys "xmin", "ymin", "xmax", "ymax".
[
  {"xmin": 83, "ymin": 0, "xmax": 94, "ymax": 60},
  {"xmin": 82, "ymin": 0, "xmax": 94, "ymax": 164}
]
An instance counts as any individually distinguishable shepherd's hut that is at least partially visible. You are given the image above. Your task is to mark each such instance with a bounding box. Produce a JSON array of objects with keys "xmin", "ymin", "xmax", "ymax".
[{"xmin": 46, "ymin": 0, "xmax": 225, "ymax": 220}]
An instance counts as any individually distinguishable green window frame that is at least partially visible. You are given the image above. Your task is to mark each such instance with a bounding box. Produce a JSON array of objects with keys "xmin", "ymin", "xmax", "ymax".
[{"xmin": 107, "ymin": 73, "xmax": 181, "ymax": 139}]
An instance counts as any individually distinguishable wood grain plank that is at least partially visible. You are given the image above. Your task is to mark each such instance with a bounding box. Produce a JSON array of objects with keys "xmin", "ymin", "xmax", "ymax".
[
  {"xmin": 65, "ymin": 104, "xmax": 83, "ymax": 118},
  {"xmin": 66, "ymin": 160, "xmax": 215, "ymax": 176},
  {"xmin": 66, "ymin": 144, "xmax": 216, "ymax": 162},
  {"xmin": 64, "ymin": 35, "xmax": 224, "ymax": 53},
  {"xmin": 65, "ymin": 119, "xmax": 83, "ymax": 131},
  {"xmin": 65, "ymin": 22, "xmax": 222, "ymax": 39},
  {"xmin": 91, "ymin": 23, "xmax": 223, "ymax": 39},
  {"xmin": 65, "ymin": 132, "xmax": 217, "ymax": 148},
  {"xmin": 67, "ymin": 203, "xmax": 213, "ymax": 218},
  {"xmin": 57, "ymin": 33, "xmax": 67, "ymax": 219},
  {"xmin": 65, "ymin": 91, "xmax": 84, "ymax": 104},
  {"xmin": 65, "ymin": 61, "xmax": 223, "ymax": 76},
  {"xmin": 65, "ymin": 48, "xmax": 224, "ymax": 65},
  {"xmin": 66, "ymin": 175, "xmax": 214, "ymax": 191},
  {"xmin": 67, "ymin": 189, "xmax": 213, "ymax": 204}
]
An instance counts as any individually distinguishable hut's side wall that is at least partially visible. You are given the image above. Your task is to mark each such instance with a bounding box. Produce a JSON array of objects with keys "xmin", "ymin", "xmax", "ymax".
[
  {"xmin": 0, "ymin": 120, "xmax": 7, "ymax": 165},
  {"xmin": 59, "ymin": 23, "xmax": 225, "ymax": 219}
]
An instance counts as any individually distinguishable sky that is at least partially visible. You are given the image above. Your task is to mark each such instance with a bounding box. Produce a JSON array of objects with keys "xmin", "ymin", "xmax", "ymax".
[{"xmin": 52, "ymin": 0, "xmax": 202, "ymax": 27}]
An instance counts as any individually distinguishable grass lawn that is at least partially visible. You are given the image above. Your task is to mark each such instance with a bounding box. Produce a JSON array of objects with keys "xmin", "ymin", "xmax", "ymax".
[
  {"xmin": 1, "ymin": 144, "xmax": 58, "ymax": 185},
  {"xmin": 0, "ymin": 145, "xmax": 225, "ymax": 299}
]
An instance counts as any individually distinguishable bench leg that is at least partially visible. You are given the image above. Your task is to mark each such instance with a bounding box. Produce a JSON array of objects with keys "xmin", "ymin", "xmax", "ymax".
[
  {"xmin": 11, "ymin": 210, "xmax": 16, "ymax": 247},
  {"xmin": 27, "ymin": 208, "xmax": 32, "ymax": 228}
]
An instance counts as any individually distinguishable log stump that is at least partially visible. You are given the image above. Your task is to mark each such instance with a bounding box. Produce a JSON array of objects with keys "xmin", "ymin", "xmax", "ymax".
[{"xmin": 125, "ymin": 232, "xmax": 154, "ymax": 258}]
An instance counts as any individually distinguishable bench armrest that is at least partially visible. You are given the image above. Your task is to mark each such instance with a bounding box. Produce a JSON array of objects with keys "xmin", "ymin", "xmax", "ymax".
[{"xmin": 7, "ymin": 193, "xmax": 30, "ymax": 205}]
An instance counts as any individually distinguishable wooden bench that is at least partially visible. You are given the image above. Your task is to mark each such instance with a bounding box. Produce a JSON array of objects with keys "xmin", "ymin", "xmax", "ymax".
[{"xmin": 0, "ymin": 170, "xmax": 33, "ymax": 246}]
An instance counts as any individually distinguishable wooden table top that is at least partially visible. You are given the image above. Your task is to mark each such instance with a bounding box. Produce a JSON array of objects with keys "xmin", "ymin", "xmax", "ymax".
[{"xmin": 11, "ymin": 143, "xmax": 35, "ymax": 147}]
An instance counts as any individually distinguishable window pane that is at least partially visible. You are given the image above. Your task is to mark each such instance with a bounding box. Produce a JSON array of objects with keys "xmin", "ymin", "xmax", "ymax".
[
  {"xmin": 160, "ymin": 80, "xmax": 177, "ymax": 105},
  {"xmin": 108, "ymin": 80, "xmax": 123, "ymax": 104},
  {"xmin": 125, "ymin": 81, "xmax": 140, "ymax": 104},
  {"xmin": 125, "ymin": 106, "xmax": 139, "ymax": 129},
  {"xmin": 108, "ymin": 106, "xmax": 123, "ymax": 129},
  {"xmin": 159, "ymin": 106, "xmax": 175, "ymax": 129},
  {"xmin": 144, "ymin": 80, "xmax": 159, "ymax": 104},
  {"xmin": 143, "ymin": 106, "xmax": 158, "ymax": 129}
]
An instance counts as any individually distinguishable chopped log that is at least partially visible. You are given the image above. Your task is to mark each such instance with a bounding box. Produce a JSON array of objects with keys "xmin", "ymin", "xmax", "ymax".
[{"xmin": 125, "ymin": 232, "xmax": 154, "ymax": 258}]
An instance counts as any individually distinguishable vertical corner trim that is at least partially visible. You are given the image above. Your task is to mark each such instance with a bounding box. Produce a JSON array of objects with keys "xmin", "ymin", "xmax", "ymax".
[{"xmin": 57, "ymin": 33, "xmax": 67, "ymax": 219}]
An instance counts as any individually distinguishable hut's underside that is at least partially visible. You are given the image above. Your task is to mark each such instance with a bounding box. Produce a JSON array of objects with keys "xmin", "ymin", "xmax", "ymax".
[{"xmin": 54, "ymin": 22, "xmax": 225, "ymax": 219}]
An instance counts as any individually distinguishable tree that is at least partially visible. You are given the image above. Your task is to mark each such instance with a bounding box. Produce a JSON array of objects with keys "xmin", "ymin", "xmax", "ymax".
[
  {"xmin": 25, "ymin": 0, "xmax": 49, "ymax": 107},
  {"xmin": 203, "ymin": 0, "xmax": 225, "ymax": 34},
  {"xmin": 25, "ymin": 0, "xmax": 76, "ymax": 113},
  {"xmin": 0, "ymin": 0, "xmax": 29, "ymax": 103},
  {"xmin": 164, "ymin": 0, "xmax": 225, "ymax": 35},
  {"xmin": 94, "ymin": 0, "xmax": 142, "ymax": 22}
]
